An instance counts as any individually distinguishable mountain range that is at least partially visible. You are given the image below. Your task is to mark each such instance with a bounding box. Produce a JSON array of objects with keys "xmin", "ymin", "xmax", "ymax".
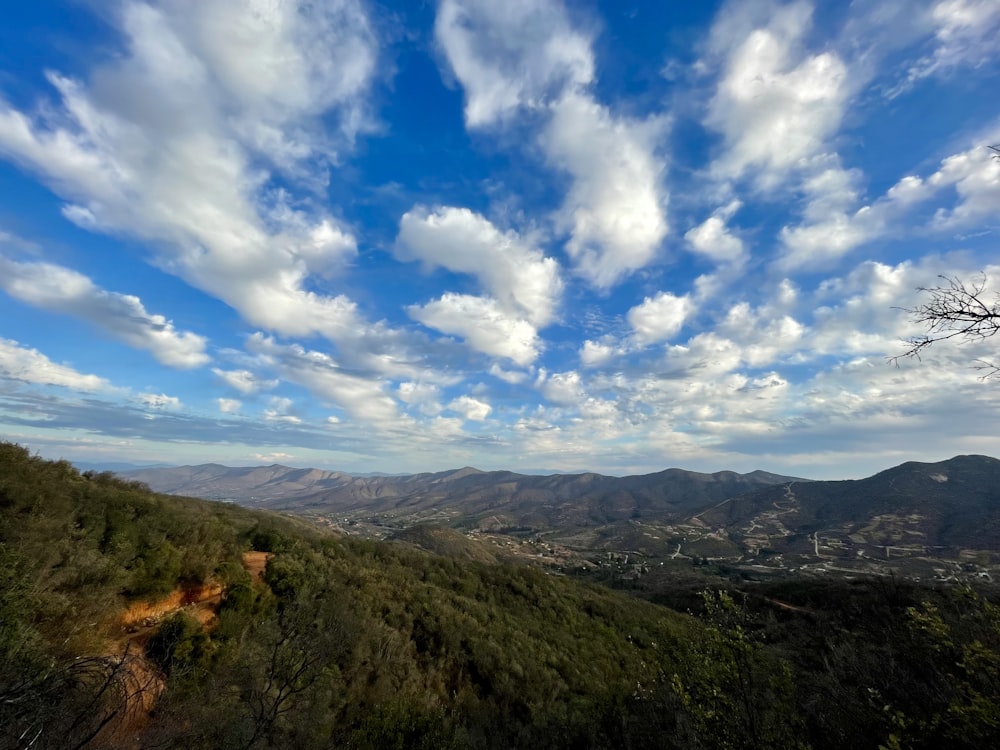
[
  {"xmin": 120, "ymin": 463, "xmax": 801, "ymax": 527},
  {"xmin": 121, "ymin": 455, "xmax": 1000, "ymax": 572}
]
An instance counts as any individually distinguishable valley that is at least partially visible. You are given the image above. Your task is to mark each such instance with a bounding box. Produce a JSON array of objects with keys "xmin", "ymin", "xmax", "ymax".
[
  {"xmin": 6, "ymin": 441, "xmax": 1000, "ymax": 749},
  {"xmin": 124, "ymin": 454, "xmax": 1000, "ymax": 584}
]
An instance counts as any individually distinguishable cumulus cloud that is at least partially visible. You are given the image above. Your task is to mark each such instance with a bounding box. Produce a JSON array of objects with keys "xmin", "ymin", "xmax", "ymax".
[
  {"xmin": 247, "ymin": 334, "xmax": 402, "ymax": 424},
  {"xmin": 488, "ymin": 363, "xmax": 529, "ymax": 384},
  {"xmin": 809, "ymin": 258, "xmax": 1000, "ymax": 361},
  {"xmin": 217, "ymin": 398, "xmax": 241, "ymax": 414},
  {"xmin": 212, "ymin": 368, "xmax": 278, "ymax": 395},
  {"xmin": 396, "ymin": 206, "xmax": 562, "ymax": 326},
  {"xmin": 779, "ymin": 139, "xmax": 1000, "ymax": 269},
  {"xmin": 0, "ymin": 256, "xmax": 209, "ymax": 368},
  {"xmin": 434, "ymin": 0, "xmax": 594, "ymax": 127},
  {"xmin": 435, "ymin": 0, "xmax": 669, "ymax": 288},
  {"xmin": 447, "ymin": 395, "xmax": 492, "ymax": 421},
  {"xmin": 628, "ymin": 292, "xmax": 692, "ymax": 346},
  {"xmin": 659, "ymin": 297, "xmax": 805, "ymax": 379},
  {"xmin": 704, "ymin": 1, "xmax": 850, "ymax": 186},
  {"xmin": 398, "ymin": 381, "xmax": 443, "ymax": 415},
  {"xmin": 0, "ymin": 338, "xmax": 110, "ymax": 392},
  {"xmin": 685, "ymin": 200, "xmax": 745, "ymax": 264},
  {"xmin": 538, "ymin": 370, "xmax": 585, "ymax": 406},
  {"xmin": 0, "ymin": 0, "xmax": 374, "ymax": 348},
  {"xmin": 579, "ymin": 339, "xmax": 618, "ymax": 368},
  {"xmin": 542, "ymin": 94, "xmax": 669, "ymax": 288},
  {"xmin": 408, "ymin": 293, "xmax": 541, "ymax": 366},
  {"xmin": 926, "ymin": 142, "xmax": 1000, "ymax": 228},
  {"xmin": 168, "ymin": 0, "xmax": 375, "ymax": 135},
  {"xmin": 778, "ymin": 165, "xmax": 876, "ymax": 270},
  {"xmin": 264, "ymin": 396, "xmax": 302, "ymax": 424}
]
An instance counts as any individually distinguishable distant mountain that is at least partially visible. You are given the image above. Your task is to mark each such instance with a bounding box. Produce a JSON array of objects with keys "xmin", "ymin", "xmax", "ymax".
[
  {"xmin": 123, "ymin": 463, "xmax": 805, "ymax": 529},
  {"xmin": 126, "ymin": 456, "xmax": 1000, "ymax": 567},
  {"xmin": 124, "ymin": 463, "xmax": 354, "ymax": 500},
  {"xmin": 121, "ymin": 454, "xmax": 1000, "ymax": 576},
  {"xmin": 689, "ymin": 454, "xmax": 1000, "ymax": 556},
  {"xmin": 74, "ymin": 460, "xmax": 174, "ymax": 473}
]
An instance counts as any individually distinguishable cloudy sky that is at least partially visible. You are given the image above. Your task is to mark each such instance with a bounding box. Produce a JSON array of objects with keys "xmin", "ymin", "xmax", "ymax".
[{"xmin": 0, "ymin": 0, "xmax": 998, "ymax": 479}]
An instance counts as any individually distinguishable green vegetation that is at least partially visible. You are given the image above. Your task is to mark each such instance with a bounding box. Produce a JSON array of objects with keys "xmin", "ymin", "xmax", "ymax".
[{"xmin": 2, "ymin": 442, "xmax": 1000, "ymax": 748}]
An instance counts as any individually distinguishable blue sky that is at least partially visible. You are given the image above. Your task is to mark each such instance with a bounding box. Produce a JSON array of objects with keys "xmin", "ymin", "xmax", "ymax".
[{"xmin": 1, "ymin": 0, "xmax": 999, "ymax": 479}]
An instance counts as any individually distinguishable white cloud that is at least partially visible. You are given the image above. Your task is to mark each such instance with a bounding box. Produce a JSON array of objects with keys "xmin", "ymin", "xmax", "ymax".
[
  {"xmin": 217, "ymin": 398, "xmax": 241, "ymax": 414},
  {"xmin": 778, "ymin": 165, "xmax": 876, "ymax": 270},
  {"xmin": 447, "ymin": 395, "xmax": 492, "ymax": 421},
  {"xmin": 628, "ymin": 292, "xmax": 692, "ymax": 346},
  {"xmin": 664, "ymin": 333, "xmax": 745, "ymax": 378},
  {"xmin": 264, "ymin": 395, "xmax": 302, "ymax": 424},
  {"xmin": 398, "ymin": 381, "xmax": 443, "ymax": 415},
  {"xmin": 539, "ymin": 370, "xmax": 584, "ymax": 406},
  {"xmin": 0, "ymin": 338, "xmax": 109, "ymax": 392},
  {"xmin": 685, "ymin": 200, "xmax": 745, "ymax": 264},
  {"xmin": 435, "ymin": 0, "xmax": 669, "ymax": 289},
  {"xmin": 396, "ymin": 206, "xmax": 562, "ymax": 326},
  {"xmin": 0, "ymin": 0, "xmax": 374, "ymax": 350},
  {"xmin": 704, "ymin": 1, "xmax": 850, "ymax": 186},
  {"xmin": 899, "ymin": 0, "xmax": 1000, "ymax": 89},
  {"xmin": 434, "ymin": 0, "xmax": 594, "ymax": 127},
  {"xmin": 716, "ymin": 303, "xmax": 806, "ymax": 368},
  {"xmin": 408, "ymin": 293, "xmax": 540, "ymax": 366},
  {"xmin": 808, "ymin": 258, "xmax": 1000, "ymax": 361},
  {"xmin": 212, "ymin": 368, "xmax": 278, "ymax": 394},
  {"xmin": 247, "ymin": 334, "xmax": 402, "ymax": 424},
  {"xmin": 542, "ymin": 93, "xmax": 669, "ymax": 288},
  {"xmin": 659, "ymin": 296, "xmax": 806, "ymax": 378},
  {"xmin": 169, "ymin": 0, "xmax": 375, "ymax": 124},
  {"xmin": 427, "ymin": 415, "xmax": 466, "ymax": 439},
  {"xmin": 254, "ymin": 451, "xmax": 294, "ymax": 462},
  {"xmin": 779, "ymin": 140, "xmax": 1000, "ymax": 269},
  {"xmin": 138, "ymin": 392, "xmax": 181, "ymax": 409},
  {"xmin": 927, "ymin": 142, "xmax": 1000, "ymax": 228},
  {"xmin": 0, "ymin": 256, "xmax": 209, "ymax": 368},
  {"xmin": 579, "ymin": 339, "xmax": 617, "ymax": 368},
  {"xmin": 489, "ymin": 363, "xmax": 529, "ymax": 384}
]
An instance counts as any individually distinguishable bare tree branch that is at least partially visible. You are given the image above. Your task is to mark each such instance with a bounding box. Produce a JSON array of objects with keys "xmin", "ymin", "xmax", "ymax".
[{"xmin": 889, "ymin": 274, "xmax": 1000, "ymax": 378}]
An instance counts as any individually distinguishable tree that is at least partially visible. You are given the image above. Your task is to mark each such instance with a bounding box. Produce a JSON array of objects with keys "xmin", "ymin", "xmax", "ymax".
[
  {"xmin": 892, "ymin": 273, "xmax": 1000, "ymax": 378},
  {"xmin": 891, "ymin": 145, "xmax": 1000, "ymax": 377}
]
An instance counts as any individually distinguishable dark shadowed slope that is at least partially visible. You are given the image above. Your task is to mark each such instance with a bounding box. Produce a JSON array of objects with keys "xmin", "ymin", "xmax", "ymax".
[{"xmin": 692, "ymin": 455, "xmax": 1000, "ymax": 552}]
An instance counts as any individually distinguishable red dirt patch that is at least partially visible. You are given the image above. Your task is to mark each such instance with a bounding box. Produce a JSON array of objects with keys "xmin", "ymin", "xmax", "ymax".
[
  {"xmin": 119, "ymin": 582, "xmax": 224, "ymax": 630},
  {"xmin": 98, "ymin": 552, "xmax": 273, "ymax": 743},
  {"xmin": 242, "ymin": 550, "xmax": 272, "ymax": 580}
]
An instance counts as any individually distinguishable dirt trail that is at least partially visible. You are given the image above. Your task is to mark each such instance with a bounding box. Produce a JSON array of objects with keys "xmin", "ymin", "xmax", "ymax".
[
  {"xmin": 118, "ymin": 552, "xmax": 271, "ymax": 638},
  {"xmin": 242, "ymin": 550, "xmax": 271, "ymax": 581},
  {"xmin": 119, "ymin": 582, "xmax": 225, "ymax": 635},
  {"xmin": 97, "ymin": 551, "xmax": 272, "ymax": 746}
]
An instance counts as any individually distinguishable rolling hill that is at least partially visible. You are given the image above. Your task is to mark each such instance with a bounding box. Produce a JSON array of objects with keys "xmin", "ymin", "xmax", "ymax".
[
  {"xmin": 122, "ymin": 463, "xmax": 803, "ymax": 530},
  {"xmin": 123, "ymin": 456, "xmax": 1000, "ymax": 573},
  {"xmin": 683, "ymin": 455, "xmax": 1000, "ymax": 566}
]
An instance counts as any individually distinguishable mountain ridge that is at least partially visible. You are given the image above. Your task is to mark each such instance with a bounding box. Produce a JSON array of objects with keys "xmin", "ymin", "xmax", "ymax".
[
  {"xmin": 122, "ymin": 462, "xmax": 808, "ymax": 527},
  {"xmin": 686, "ymin": 454, "xmax": 1000, "ymax": 562},
  {"xmin": 122, "ymin": 455, "xmax": 1000, "ymax": 572}
]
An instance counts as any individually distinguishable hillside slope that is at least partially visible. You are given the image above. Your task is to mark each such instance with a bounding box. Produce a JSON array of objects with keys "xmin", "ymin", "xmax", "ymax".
[
  {"xmin": 6, "ymin": 443, "xmax": 1000, "ymax": 749},
  {"xmin": 0, "ymin": 443, "xmax": 700, "ymax": 748},
  {"xmin": 690, "ymin": 454, "xmax": 1000, "ymax": 559},
  {"xmin": 124, "ymin": 463, "xmax": 804, "ymax": 528}
]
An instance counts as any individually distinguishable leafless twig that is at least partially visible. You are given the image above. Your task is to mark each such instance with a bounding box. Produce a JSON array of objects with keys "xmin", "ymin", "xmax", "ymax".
[{"xmin": 889, "ymin": 274, "xmax": 1000, "ymax": 379}]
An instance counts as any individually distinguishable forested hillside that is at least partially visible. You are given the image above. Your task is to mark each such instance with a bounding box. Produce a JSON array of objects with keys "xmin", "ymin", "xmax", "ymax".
[{"xmin": 2, "ymin": 442, "xmax": 1000, "ymax": 749}]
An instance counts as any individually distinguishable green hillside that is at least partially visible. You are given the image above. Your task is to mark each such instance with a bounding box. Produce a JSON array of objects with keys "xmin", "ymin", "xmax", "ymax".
[{"xmin": 3, "ymin": 442, "xmax": 1000, "ymax": 749}]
